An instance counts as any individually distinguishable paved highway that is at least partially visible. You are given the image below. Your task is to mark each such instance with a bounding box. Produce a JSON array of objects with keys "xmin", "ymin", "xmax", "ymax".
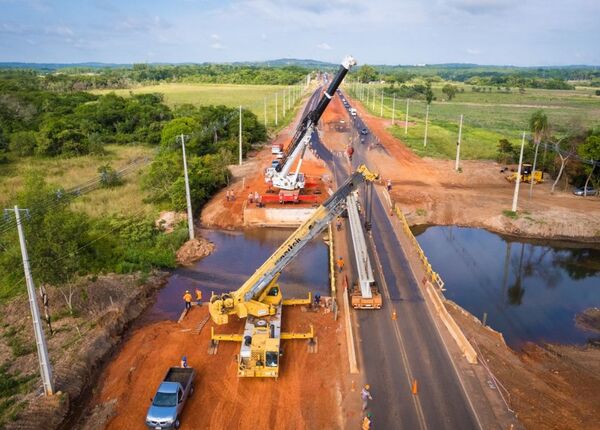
[{"xmin": 311, "ymin": 88, "xmax": 481, "ymax": 429}]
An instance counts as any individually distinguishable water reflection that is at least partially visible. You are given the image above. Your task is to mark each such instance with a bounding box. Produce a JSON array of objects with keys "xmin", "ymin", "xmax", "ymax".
[
  {"xmin": 414, "ymin": 226, "xmax": 600, "ymax": 347},
  {"xmin": 147, "ymin": 228, "xmax": 330, "ymax": 321}
]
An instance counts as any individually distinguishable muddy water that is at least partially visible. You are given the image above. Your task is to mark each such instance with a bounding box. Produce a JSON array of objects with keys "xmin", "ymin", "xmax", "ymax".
[
  {"xmin": 147, "ymin": 228, "xmax": 330, "ymax": 320},
  {"xmin": 414, "ymin": 225, "xmax": 600, "ymax": 347}
]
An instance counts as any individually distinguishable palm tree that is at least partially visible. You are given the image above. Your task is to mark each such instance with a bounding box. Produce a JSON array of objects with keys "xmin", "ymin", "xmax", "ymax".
[{"xmin": 528, "ymin": 110, "xmax": 549, "ymax": 198}]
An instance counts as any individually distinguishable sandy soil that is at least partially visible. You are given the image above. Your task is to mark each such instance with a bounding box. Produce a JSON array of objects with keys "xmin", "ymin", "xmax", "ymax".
[
  {"xmin": 176, "ymin": 237, "xmax": 215, "ymax": 266},
  {"xmin": 83, "ymin": 304, "xmax": 352, "ymax": 430},
  {"xmin": 447, "ymin": 302, "xmax": 600, "ymax": 430},
  {"xmin": 343, "ymin": 94, "xmax": 600, "ymax": 242}
]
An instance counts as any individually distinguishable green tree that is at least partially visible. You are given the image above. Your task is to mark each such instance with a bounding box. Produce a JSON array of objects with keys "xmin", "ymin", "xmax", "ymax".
[
  {"xmin": 9, "ymin": 131, "xmax": 37, "ymax": 156},
  {"xmin": 425, "ymin": 82, "xmax": 434, "ymax": 105},
  {"xmin": 442, "ymin": 84, "xmax": 457, "ymax": 101},
  {"xmin": 160, "ymin": 117, "xmax": 199, "ymax": 148},
  {"xmin": 577, "ymin": 131, "xmax": 600, "ymax": 194},
  {"xmin": 528, "ymin": 110, "xmax": 549, "ymax": 197},
  {"xmin": 357, "ymin": 65, "xmax": 378, "ymax": 83},
  {"xmin": 497, "ymin": 138, "xmax": 517, "ymax": 164}
]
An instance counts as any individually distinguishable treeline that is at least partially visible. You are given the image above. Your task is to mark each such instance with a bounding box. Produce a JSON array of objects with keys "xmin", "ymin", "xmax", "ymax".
[
  {"xmin": 0, "ymin": 73, "xmax": 267, "ymax": 298},
  {"xmin": 0, "ymin": 63, "xmax": 309, "ymax": 92},
  {"xmin": 0, "ymin": 73, "xmax": 171, "ymax": 157},
  {"xmin": 353, "ymin": 64, "xmax": 600, "ymax": 90}
]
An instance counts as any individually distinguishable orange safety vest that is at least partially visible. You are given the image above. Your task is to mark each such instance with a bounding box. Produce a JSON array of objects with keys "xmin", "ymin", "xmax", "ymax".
[
  {"xmin": 337, "ymin": 259, "xmax": 344, "ymax": 268},
  {"xmin": 362, "ymin": 417, "xmax": 371, "ymax": 430},
  {"xmin": 195, "ymin": 290, "xmax": 202, "ymax": 301},
  {"xmin": 183, "ymin": 293, "xmax": 192, "ymax": 303}
]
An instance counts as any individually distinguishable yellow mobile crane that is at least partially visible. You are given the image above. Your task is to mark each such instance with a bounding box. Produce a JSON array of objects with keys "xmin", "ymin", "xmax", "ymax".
[{"xmin": 209, "ymin": 165, "xmax": 378, "ymax": 377}]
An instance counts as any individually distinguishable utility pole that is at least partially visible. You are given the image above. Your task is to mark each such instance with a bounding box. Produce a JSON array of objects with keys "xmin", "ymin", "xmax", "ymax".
[
  {"xmin": 423, "ymin": 103, "xmax": 430, "ymax": 147},
  {"xmin": 512, "ymin": 132, "xmax": 526, "ymax": 212},
  {"xmin": 6, "ymin": 206, "xmax": 54, "ymax": 396},
  {"xmin": 380, "ymin": 91, "xmax": 384, "ymax": 117},
  {"xmin": 405, "ymin": 99, "xmax": 410, "ymax": 135},
  {"xmin": 455, "ymin": 114, "xmax": 463, "ymax": 171},
  {"xmin": 275, "ymin": 93, "xmax": 278, "ymax": 126},
  {"xmin": 180, "ymin": 134, "xmax": 195, "ymax": 240},
  {"xmin": 238, "ymin": 105, "xmax": 243, "ymax": 166},
  {"xmin": 392, "ymin": 95, "xmax": 396, "ymax": 125},
  {"xmin": 263, "ymin": 97, "xmax": 267, "ymax": 128},
  {"xmin": 371, "ymin": 87, "xmax": 375, "ymax": 111},
  {"xmin": 283, "ymin": 90, "xmax": 286, "ymax": 117}
]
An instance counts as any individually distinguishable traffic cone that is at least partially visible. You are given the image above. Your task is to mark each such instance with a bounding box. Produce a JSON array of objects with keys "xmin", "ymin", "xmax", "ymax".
[
  {"xmin": 391, "ymin": 310, "xmax": 397, "ymax": 320},
  {"xmin": 412, "ymin": 379, "xmax": 418, "ymax": 395}
]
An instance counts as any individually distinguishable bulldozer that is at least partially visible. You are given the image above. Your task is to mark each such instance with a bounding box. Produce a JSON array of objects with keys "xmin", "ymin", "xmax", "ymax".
[{"xmin": 505, "ymin": 164, "xmax": 543, "ymax": 184}]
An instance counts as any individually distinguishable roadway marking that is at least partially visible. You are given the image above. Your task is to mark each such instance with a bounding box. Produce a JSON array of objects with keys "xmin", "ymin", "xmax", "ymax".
[
  {"xmin": 374, "ymin": 180, "xmax": 485, "ymax": 430},
  {"xmin": 367, "ymin": 231, "xmax": 428, "ymax": 430}
]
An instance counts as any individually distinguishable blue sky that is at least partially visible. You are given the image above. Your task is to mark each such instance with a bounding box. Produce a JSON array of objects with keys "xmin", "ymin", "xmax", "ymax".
[{"xmin": 0, "ymin": 0, "xmax": 598, "ymax": 66}]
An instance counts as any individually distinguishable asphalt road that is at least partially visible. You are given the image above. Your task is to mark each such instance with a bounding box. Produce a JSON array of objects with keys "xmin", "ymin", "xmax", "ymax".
[{"xmin": 311, "ymin": 89, "xmax": 481, "ymax": 430}]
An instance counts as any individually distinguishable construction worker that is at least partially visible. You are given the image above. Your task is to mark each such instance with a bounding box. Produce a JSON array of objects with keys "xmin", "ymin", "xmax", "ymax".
[
  {"xmin": 180, "ymin": 356, "xmax": 188, "ymax": 368},
  {"xmin": 361, "ymin": 384, "xmax": 373, "ymax": 412},
  {"xmin": 337, "ymin": 257, "xmax": 345, "ymax": 273},
  {"xmin": 387, "ymin": 179, "xmax": 392, "ymax": 192},
  {"xmin": 195, "ymin": 288, "xmax": 202, "ymax": 304},
  {"xmin": 336, "ymin": 216, "xmax": 342, "ymax": 231},
  {"xmin": 183, "ymin": 290, "xmax": 192, "ymax": 310},
  {"xmin": 361, "ymin": 412, "xmax": 372, "ymax": 429}
]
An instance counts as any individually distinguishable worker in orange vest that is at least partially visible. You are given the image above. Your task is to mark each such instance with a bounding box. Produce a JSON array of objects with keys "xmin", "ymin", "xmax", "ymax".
[
  {"xmin": 195, "ymin": 288, "xmax": 202, "ymax": 305},
  {"xmin": 337, "ymin": 257, "xmax": 345, "ymax": 273},
  {"xmin": 362, "ymin": 412, "xmax": 372, "ymax": 429},
  {"xmin": 183, "ymin": 290, "xmax": 193, "ymax": 310}
]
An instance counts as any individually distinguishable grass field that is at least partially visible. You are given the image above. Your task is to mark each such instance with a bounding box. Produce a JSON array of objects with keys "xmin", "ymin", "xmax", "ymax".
[
  {"xmin": 93, "ymin": 83, "xmax": 307, "ymax": 127},
  {"xmin": 345, "ymin": 83, "xmax": 600, "ymax": 159},
  {"xmin": 0, "ymin": 145, "xmax": 156, "ymax": 218}
]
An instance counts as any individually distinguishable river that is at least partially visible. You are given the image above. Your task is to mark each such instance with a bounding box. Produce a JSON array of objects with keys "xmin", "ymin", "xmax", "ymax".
[
  {"xmin": 414, "ymin": 225, "xmax": 600, "ymax": 347},
  {"xmin": 146, "ymin": 228, "xmax": 330, "ymax": 320}
]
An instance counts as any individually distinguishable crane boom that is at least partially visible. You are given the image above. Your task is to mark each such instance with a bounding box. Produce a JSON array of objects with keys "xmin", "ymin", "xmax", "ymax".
[
  {"xmin": 265, "ymin": 55, "xmax": 357, "ymax": 190},
  {"xmin": 209, "ymin": 164, "xmax": 378, "ymax": 325}
]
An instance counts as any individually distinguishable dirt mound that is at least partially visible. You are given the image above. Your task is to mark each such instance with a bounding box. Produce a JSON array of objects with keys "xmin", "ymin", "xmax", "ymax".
[
  {"xmin": 575, "ymin": 307, "xmax": 600, "ymax": 334},
  {"xmin": 156, "ymin": 211, "xmax": 187, "ymax": 233},
  {"xmin": 176, "ymin": 237, "xmax": 215, "ymax": 266}
]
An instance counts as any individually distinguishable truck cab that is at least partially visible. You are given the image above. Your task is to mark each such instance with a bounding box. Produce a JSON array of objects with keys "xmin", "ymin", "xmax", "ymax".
[{"xmin": 146, "ymin": 368, "xmax": 195, "ymax": 429}]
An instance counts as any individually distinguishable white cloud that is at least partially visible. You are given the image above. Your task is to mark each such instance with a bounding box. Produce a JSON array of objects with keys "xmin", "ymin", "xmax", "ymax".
[
  {"xmin": 210, "ymin": 33, "xmax": 220, "ymax": 40},
  {"xmin": 46, "ymin": 25, "xmax": 74, "ymax": 37},
  {"xmin": 210, "ymin": 42, "xmax": 224, "ymax": 49},
  {"xmin": 317, "ymin": 42, "xmax": 332, "ymax": 50},
  {"xmin": 466, "ymin": 48, "xmax": 480, "ymax": 55}
]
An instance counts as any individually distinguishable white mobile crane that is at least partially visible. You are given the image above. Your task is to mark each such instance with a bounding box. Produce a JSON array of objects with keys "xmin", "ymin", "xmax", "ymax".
[
  {"xmin": 265, "ymin": 56, "xmax": 357, "ymax": 190},
  {"xmin": 209, "ymin": 165, "xmax": 378, "ymax": 377}
]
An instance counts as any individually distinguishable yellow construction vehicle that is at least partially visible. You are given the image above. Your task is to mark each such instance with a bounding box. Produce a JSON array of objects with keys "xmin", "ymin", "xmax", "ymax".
[
  {"xmin": 505, "ymin": 164, "xmax": 544, "ymax": 184},
  {"xmin": 209, "ymin": 165, "xmax": 378, "ymax": 377}
]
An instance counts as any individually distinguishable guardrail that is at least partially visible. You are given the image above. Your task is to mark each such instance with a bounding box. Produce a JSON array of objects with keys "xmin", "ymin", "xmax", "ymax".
[
  {"xmin": 393, "ymin": 204, "xmax": 445, "ymax": 291},
  {"xmin": 328, "ymin": 223, "xmax": 336, "ymax": 296}
]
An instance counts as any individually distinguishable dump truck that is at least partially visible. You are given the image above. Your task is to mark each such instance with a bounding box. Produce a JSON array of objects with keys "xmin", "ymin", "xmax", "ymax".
[
  {"xmin": 145, "ymin": 367, "xmax": 195, "ymax": 429},
  {"xmin": 506, "ymin": 164, "xmax": 543, "ymax": 184}
]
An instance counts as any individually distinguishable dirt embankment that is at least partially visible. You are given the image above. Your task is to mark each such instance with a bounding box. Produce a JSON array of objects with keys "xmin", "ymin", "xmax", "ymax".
[
  {"xmin": 78, "ymin": 304, "xmax": 353, "ymax": 430},
  {"xmin": 0, "ymin": 272, "xmax": 168, "ymax": 430},
  {"xmin": 447, "ymin": 302, "xmax": 600, "ymax": 430},
  {"xmin": 343, "ymin": 93, "xmax": 600, "ymax": 242}
]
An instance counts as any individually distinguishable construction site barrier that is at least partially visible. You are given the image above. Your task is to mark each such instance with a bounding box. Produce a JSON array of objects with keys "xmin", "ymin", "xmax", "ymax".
[
  {"xmin": 342, "ymin": 275, "xmax": 359, "ymax": 374},
  {"xmin": 328, "ymin": 224, "xmax": 336, "ymax": 296},
  {"xmin": 393, "ymin": 204, "xmax": 445, "ymax": 291}
]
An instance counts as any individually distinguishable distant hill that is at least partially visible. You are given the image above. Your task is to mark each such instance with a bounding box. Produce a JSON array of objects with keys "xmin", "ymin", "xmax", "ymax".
[{"xmin": 0, "ymin": 62, "xmax": 129, "ymax": 71}]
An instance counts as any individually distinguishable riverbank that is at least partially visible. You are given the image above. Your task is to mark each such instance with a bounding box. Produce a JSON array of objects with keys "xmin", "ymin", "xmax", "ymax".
[
  {"xmin": 0, "ymin": 271, "xmax": 168, "ymax": 429},
  {"xmin": 342, "ymin": 92, "xmax": 600, "ymax": 243},
  {"xmin": 447, "ymin": 301, "xmax": 600, "ymax": 430}
]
